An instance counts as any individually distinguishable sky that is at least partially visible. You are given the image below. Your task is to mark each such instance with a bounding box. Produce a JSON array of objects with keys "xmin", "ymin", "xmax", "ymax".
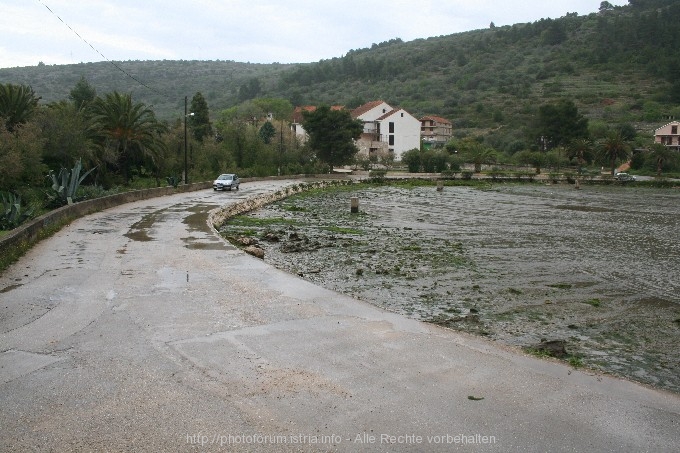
[{"xmin": 1, "ymin": 0, "xmax": 629, "ymax": 69}]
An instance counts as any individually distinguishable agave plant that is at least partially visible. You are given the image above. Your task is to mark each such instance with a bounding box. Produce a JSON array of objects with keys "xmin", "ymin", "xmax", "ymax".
[
  {"xmin": 48, "ymin": 158, "xmax": 96, "ymax": 205},
  {"xmin": 1, "ymin": 191, "xmax": 34, "ymax": 230}
]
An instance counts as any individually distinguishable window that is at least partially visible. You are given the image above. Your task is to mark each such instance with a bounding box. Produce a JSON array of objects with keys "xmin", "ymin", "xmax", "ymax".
[
  {"xmin": 389, "ymin": 135, "xmax": 394, "ymax": 146},
  {"xmin": 389, "ymin": 122, "xmax": 394, "ymax": 133},
  {"xmin": 672, "ymin": 125, "xmax": 678, "ymax": 134}
]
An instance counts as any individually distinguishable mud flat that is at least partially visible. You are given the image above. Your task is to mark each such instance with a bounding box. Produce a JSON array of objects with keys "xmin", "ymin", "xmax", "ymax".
[{"xmin": 221, "ymin": 182, "xmax": 680, "ymax": 392}]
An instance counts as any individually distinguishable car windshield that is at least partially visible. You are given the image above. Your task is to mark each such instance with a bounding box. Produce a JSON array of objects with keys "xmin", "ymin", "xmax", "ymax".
[{"xmin": 218, "ymin": 175, "xmax": 233, "ymax": 180}]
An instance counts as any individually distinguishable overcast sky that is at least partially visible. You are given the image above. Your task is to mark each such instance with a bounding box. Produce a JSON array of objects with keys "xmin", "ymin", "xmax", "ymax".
[{"xmin": 1, "ymin": 0, "xmax": 629, "ymax": 69}]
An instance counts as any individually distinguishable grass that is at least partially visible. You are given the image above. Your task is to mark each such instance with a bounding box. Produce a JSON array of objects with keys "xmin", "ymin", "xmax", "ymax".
[
  {"xmin": 548, "ymin": 283, "xmax": 572, "ymax": 289},
  {"xmin": 322, "ymin": 226, "xmax": 363, "ymax": 235},
  {"xmin": 568, "ymin": 356, "xmax": 584, "ymax": 368},
  {"xmin": 227, "ymin": 216, "xmax": 297, "ymax": 227},
  {"xmin": 584, "ymin": 298, "xmax": 601, "ymax": 307}
]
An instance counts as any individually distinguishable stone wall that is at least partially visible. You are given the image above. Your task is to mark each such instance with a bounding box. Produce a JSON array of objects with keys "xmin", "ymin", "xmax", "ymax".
[
  {"xmin": 0, "ymin": 175, "xmax": 351, "ymax": 269},
  {"xmin": 0, "ymin": 182, "xmax": 211, "ymax": 264},
  {"xmin": 208, "ymin": 179, "xmax": 355, "ymax": 231}
]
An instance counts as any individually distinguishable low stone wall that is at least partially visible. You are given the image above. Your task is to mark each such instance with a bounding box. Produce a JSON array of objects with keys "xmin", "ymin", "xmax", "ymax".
[
  {"xmin": 0, "ymin": 174, "xmax": 351, "ymax": 270},
  {"xmin": 209, "ymin": 179, "xmax": 355, "ymax": 231},
  {"xmin": 0, "ymin": 182, "xmax": 211, "ymax": 263}
]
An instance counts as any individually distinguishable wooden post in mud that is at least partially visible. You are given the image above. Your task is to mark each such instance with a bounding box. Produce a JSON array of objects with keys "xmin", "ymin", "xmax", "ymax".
[
  {"xmin": 437, "ymin": 181, "xmax": 444, "ymax": 191},
  {"xmin": 350, "ymin": 197, "xmax": 359, "ymax": 213}
]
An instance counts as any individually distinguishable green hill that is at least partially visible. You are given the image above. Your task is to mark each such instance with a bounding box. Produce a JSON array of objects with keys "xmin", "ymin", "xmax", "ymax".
[{"xmin": 2, "ymin": 0, "xmax": 679, "ymax": 151}]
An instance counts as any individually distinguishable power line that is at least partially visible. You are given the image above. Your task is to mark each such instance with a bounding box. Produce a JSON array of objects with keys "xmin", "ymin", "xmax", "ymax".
[{"xmin": 36, "ymin": 0, "xmax": 166, "ymax": 98}]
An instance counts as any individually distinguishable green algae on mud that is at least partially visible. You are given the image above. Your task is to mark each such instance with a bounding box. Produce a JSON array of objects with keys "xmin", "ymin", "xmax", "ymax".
[{"xmin": 220, "ymin": 182, "xmax": 680, "ymax": 393}]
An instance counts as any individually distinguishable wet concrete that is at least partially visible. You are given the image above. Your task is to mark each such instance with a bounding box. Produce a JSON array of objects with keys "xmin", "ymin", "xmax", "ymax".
[{"xmin": 1, "ymin": 180, "xmax": 679, "ymax": 452}]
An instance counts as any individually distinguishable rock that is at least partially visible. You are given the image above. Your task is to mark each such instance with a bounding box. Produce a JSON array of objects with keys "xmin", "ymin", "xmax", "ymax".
[
  {"xmin": 532, "ymin": 339, "xmax": 567, "ymax": 358},
  {"xmin": 244, "ymin": 245, "xmax": 264, "ymax": 259},
  {"xmin": 237, "ymin": 236, "xmax": 257, "ymax": 246},
  {"xmin": 264, "ymin": 232, "xmax": 280, "ymax": 242}
]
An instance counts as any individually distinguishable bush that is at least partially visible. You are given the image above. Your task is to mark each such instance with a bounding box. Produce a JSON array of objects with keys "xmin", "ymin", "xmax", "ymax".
[
  {"xmin": 1, "ymin": 191, "xmax": 34, "ymax": 230},
  {"xmin": 401, "ymin": 148, "xmax": 421, "ymax": 173}
]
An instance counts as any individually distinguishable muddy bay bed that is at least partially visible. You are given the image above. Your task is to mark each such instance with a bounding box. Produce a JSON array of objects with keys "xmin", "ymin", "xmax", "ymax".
[{"xmin": 220, "ymin": 182, "xmax": 680, "ymax": 392}]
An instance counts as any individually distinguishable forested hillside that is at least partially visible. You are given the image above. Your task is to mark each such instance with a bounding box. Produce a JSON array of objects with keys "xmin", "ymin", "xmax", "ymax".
[{"xmin": 1, "ymin": 0, "xmax": 679, "ymax": 148}]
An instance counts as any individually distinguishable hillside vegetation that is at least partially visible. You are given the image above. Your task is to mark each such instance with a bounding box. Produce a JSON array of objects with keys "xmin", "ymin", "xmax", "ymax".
[{"xmin": 1, "ymin": 0, "xmax": 678, "ymax": 142}]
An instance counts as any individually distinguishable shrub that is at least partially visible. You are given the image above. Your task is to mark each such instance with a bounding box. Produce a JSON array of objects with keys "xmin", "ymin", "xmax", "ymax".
[{"xmin": 1, "ymin": 191, "xmax": 34, "ymax": 230}]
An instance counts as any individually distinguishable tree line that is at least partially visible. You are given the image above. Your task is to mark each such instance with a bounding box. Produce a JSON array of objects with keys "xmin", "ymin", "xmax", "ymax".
[{"xmin": 0, "ymin": 79, "xmax": 354, "ymax": 226}]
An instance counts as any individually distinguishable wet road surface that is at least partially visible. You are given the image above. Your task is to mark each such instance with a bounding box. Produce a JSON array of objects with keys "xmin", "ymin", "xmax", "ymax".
[{"xmin": 1, "ymin": 180, "xmax": 679, "ymax": 452}]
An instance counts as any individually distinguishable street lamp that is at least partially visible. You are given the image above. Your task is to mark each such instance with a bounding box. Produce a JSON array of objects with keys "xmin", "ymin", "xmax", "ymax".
[{"xmin": 184, "ymin": 96, "xmax": 194, "ymax": 185}]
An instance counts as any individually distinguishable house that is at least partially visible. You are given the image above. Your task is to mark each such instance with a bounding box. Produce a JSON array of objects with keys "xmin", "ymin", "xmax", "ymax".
[
  {"xmin": 351, "ymin": 100, "xmax": 421, "ymax": 160},
  {"xmin": 290, "ymin": 105, "xmax": 344, "ymax": 142},
  {"xmin": 654, "ymin": 121, "xmax": 680, "ymax": 151},
  {"xmin": 420, "ymin": 115, "xmax": 453, "ymax": 149}
]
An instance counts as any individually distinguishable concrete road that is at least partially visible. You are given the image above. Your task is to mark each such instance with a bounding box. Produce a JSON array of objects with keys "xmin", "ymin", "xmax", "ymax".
[{"xmin": 1, "ymin": 180, "xmax": 678, "ymax": 452}]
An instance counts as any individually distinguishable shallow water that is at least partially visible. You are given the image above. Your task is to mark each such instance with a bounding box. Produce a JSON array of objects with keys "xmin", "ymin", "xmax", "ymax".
[{"xmin": 222, "ymin": 183, "xmax": 680, "ymax": 392}]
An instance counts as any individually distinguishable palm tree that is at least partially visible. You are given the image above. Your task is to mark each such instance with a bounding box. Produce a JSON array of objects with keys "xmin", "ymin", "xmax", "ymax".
[
  {"xmin": 90, "ymin": 92, "xmax": 167, "ymax": 184},
  {"xmin": 599, "ymin": 132, "xmax": 630, "ymax": 175},
  {"xmin": 649, "ymin": 143, "xmax": 674, "ymax": 177},
  {"xmin": 0, "ymin": 83, "xmax": 40, "ymax": 132},
  {"xmin": 459, "ymin": 140, "xmax": 496, "ymax": 172},
  {"xmin": 568, "ymin": 138, "xmax": 593, "ymax": 175}
]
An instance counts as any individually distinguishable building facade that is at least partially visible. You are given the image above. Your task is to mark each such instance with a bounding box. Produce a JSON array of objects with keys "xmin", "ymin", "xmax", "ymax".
[
  {"xmin": 420, "ymin": 115, "xmax": 453, "ymax": 149},
  {"xmin": 654, "ymin": 121, "xmax": 680, "ymax": 151},
  {"xmin": 351, "ymin": 101, "xmax": 421, "ymax": 160}
]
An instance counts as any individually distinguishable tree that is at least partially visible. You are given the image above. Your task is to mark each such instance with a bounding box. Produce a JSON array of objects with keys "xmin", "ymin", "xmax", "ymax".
[
  {"xmin": 69, "ymin": 77, "xmax": 97, "ymax": 111},
  {"xmin": 568, "ymin": 138, "xmax": 593, "ymax": 174},
  {"xmin": 38, "ymin": 101, "xmax": 94, "ymax": 170},
  {"xmin": 514, "ymin": 150, "xmax": 545, "ymax": 174},
  {"xmin": 458, "ymin": 138, "xmax": 496, "ymax": 172},
  {"xmin": 0, "ymin": 122, "xmax": 45, "ymax": 192},
  {"xmin": 0, "ymin": 83, "xmax": 40, "ymax": 132},
  {"xmin": 90, "ymin": 92, "xmax": 167, "ymax": 184},
  {"xmin": 401, "ymin": 148, "xmax": 421, "ymax": 172},
  {"xmin": 252, "ymin": 98, "xmax": 293, "ymax": 120},
  {"xmin": 649, "ymin": 143, "xmax": 674, "ymax": 176},
  {"xmin": 189, "ymin": 92, "xmax": 213, "ymax": 142},
  {"xmin": 258, "ymin": 121, "xmax": 276, "ymax": 144},
  {"xmin": 599, "ymin": 131, "xmax": 630, "ymax": 175},
  {"xmin": 302, "ymin": 105, "xmax": 363, "ymax": 171},
  {"xmin": 599, "ymin": 1, "xmax": 614, "ymax": 12},
  {"xmin": 238, "ymin": 78, "xmax": 261, "ymax": 102},
  {"xmin": 536, "ymin": 99, "xmax": 588, "ymax": 150}
]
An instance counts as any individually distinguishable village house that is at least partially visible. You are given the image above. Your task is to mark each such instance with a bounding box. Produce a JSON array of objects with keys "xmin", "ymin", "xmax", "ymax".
[
  {"xmin": 350, "ymin": 100, "xmax": 421, "ymax": 161},
  {"xmin": 654, "ymin": 121, "xmax": 680, "ymax": 151},
  {"xmin": 420, "ymin": 115, "xmax": 453, "ymax": 149}
]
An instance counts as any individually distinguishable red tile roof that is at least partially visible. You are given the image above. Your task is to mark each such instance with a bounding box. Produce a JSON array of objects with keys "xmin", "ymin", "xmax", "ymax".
[
  {"xmin": 420, "ymin": 115, "xmax": 451, "ymax": 125},
  {"xmin": 292, "ymin": 105, "xmax": 344, "ymax": 123}
]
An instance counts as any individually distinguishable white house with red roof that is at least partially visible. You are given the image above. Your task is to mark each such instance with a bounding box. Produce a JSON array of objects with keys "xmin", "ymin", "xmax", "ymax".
[{"xmin": 351, "ymin": 100, "xmax": 421, "ymax": 160}]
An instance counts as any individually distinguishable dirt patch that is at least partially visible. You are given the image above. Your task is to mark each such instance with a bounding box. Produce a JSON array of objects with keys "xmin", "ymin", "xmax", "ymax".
[{"xmin": 220, "ymin": 182, "xmax": 680, "ymax": 392}]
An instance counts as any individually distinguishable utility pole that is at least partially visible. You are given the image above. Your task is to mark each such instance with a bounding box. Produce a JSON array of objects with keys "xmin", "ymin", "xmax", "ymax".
[{"xmin": 184, "ymin": 96, "xmax": 188, "ymax": 185}]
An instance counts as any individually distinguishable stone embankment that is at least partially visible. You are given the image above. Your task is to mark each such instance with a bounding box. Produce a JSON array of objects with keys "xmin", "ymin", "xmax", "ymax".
[{"xmin": 208, "ymin": 179, "xmax": 355, "ymax": 230}]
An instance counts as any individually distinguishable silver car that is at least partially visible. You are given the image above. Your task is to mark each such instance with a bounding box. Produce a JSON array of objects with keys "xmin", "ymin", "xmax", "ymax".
[
  {"xmin": 615, "ymin": 172, "xmax": 636, "ymax": 181},
  {"xmin": 213, "ymin": 173, "xmax": 240, "ymax": 191}
]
